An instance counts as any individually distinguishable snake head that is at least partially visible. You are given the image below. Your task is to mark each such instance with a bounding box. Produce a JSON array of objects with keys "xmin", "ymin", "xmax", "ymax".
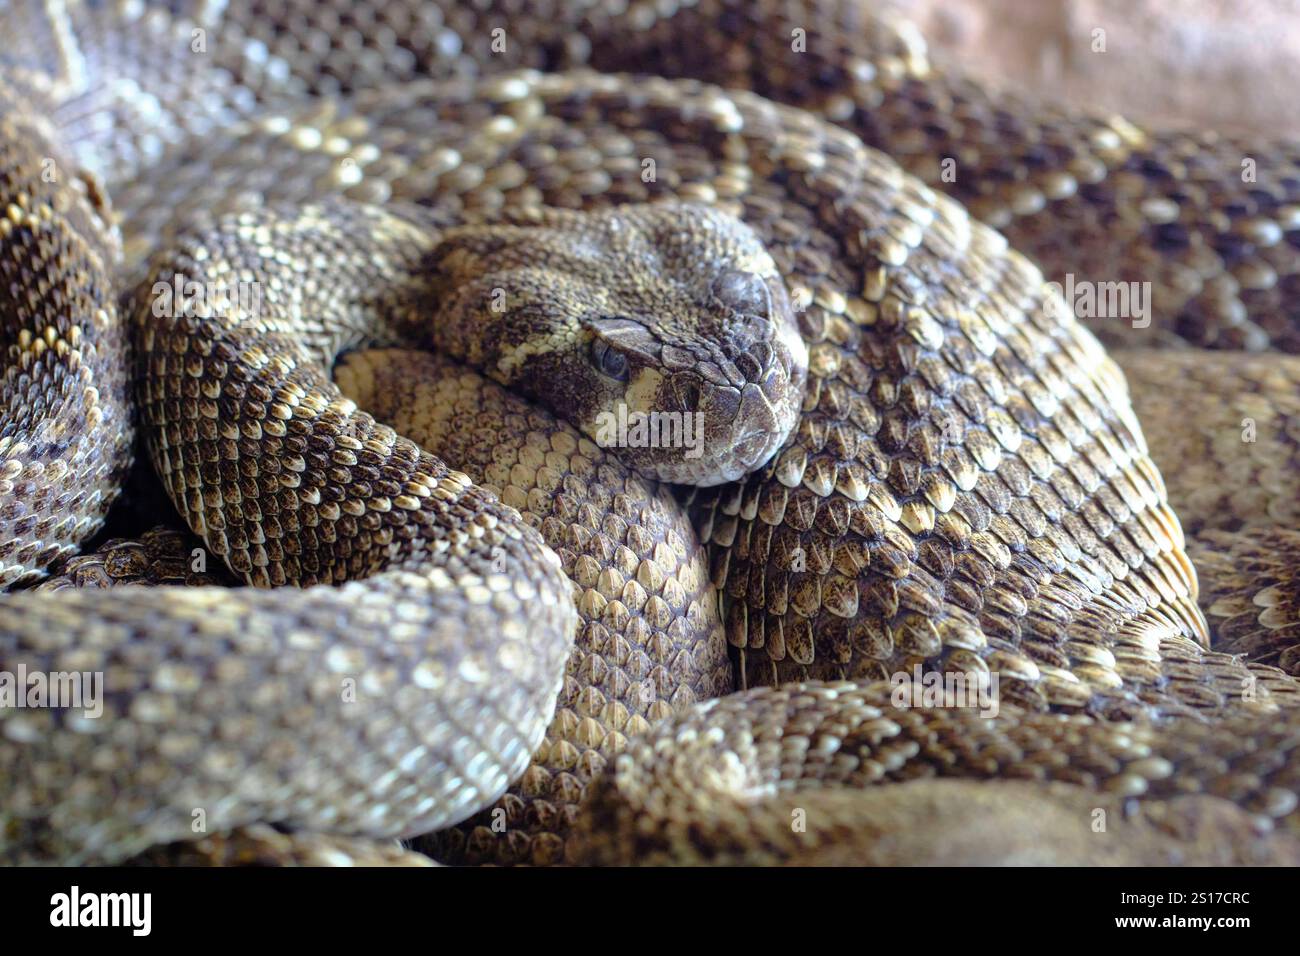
[{"xmin": 431, "ymin": 202, "xmax": 808, "ymax": 486}]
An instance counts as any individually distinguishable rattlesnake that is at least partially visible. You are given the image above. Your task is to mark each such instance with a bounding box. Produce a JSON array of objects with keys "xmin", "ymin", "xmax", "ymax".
[{"xmin": 2, "ymin": 0, "xmax": 1299, "ymax": 866}]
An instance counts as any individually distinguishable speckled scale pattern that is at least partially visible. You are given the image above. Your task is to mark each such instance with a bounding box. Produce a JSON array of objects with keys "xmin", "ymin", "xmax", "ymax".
[
  {"xmin": 570, "ymin": 680, "xmax": 1300, "ymax": 865},
  {"xmin": 276, "ymin": 73, "xmax": 1223, "ymax": 721},
  {"xmin": 3, "ymin": 0, "xmax": 1300, "ymax": 865},
  {"xmin": 1191, "ymin": 529, "xmax": 1300, "ymax": 681},
  {"xmin": 125, "ymin": 824, "xmax": 436, "ymax": 867},
  {"xmin": 31, "ymin": 525, "xmax": 581, "ymax": 866},
  {"xmin": 336, "ymin": 350, "xmax": 732, "ymax": 865},
  {"xmin": 35, "ymin": 527, "xmax": 234, "ymax": 590},
  {"xmin": 0, "ymin": 195, "xmax": 577, "ymax": 863},
  {"xmin": 576, "ymin": 0, "xmax": 1300, "ymax": 354},
  {"xmin": 1119, "ymin": 349, "xmax": 1300, "ymax": 537},
  {"xmin": 2, "ymin": 550, "xmax": 574, "ymax": 863},
  {"xmin": 658, "ymin": 94, "xmax": 1213, "ymax": 721},
  {"xmin": 0, "ymin": 77, "xmax": 132, "ymax": 587},
  {"xmin": 850, "ymin": 73, "xmax": 1300, "ymax": 354},
  {"xmin": 1119, "ymin": 349, "xmax": 1300, "ymax": 681},
  {"xmin": 22, "ymin": 0, "xmax": 1300, "ymax": 353},
  {"xmin": 90, "ymin": 54, "xmax": 1250, "ymax": 722}
]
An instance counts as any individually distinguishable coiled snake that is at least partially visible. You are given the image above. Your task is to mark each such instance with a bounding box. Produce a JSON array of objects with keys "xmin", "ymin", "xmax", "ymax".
[{"xmin": 2, "ymin": 0, "xmax": 1300, "ymax": 865}]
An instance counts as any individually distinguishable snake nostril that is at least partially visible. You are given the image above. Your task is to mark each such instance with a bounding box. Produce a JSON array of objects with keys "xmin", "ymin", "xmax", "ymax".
[{"xmin": 674, "ymin": 378, "xmax": 701, "ymax": 412}]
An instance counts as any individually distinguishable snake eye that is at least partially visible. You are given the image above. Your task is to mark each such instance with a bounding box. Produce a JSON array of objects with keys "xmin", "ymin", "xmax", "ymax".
[{"xmin": 590, "ymin": 338, "xmax": 630, "ymax": 381}]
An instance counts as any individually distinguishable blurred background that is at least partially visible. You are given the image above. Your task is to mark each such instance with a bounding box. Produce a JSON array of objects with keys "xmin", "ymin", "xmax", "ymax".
[{"xmin": 887, "ymin": 0, "xmax": 1300, "ymax": 136}]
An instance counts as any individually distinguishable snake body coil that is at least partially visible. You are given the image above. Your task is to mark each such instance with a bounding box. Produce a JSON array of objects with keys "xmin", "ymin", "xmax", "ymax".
[{"xmin": 2, "ymin": 0, "xmax": 1300, "ymax": 865}]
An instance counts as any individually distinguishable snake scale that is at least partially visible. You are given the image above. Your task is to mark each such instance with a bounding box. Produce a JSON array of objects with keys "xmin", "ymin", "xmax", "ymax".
[{"xmin": 2, "ymin": 0, "xmax": 1300, "ymax": 866}]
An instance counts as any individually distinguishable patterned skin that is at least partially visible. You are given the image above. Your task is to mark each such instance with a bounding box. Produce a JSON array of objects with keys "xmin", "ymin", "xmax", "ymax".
[{"xmin": 2, "ymin": 0, "xmax": 1299, "ymax": 865}]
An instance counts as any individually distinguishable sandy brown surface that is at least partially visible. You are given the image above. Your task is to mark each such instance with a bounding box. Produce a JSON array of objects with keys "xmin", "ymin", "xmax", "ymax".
[{"xmin": 890, "ymin": 0, "xmax": 1300, "ymax": 136}]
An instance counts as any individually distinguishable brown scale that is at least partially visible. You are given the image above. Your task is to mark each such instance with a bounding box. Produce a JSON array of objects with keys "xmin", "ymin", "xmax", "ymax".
[
  {"xmin": 35, "ymin": 526, "xmax": 234, "ymax": 590},
  {"xmin": 28, "ymin": 0, "xmax": 1300, "ymax": 354},
  {"xmin": 101, "ymin": 70, "xmax": 1300, "ymax": 853},
  {"xmin": 1120, "ymin": 349, "xmax": 1300, "ymax": 680}
]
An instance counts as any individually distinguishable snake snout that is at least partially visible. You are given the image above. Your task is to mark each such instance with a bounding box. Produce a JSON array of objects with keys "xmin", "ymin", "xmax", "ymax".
[{"xmin": 688, "ymin": 353, "xmax": 802, "ymax": 485}]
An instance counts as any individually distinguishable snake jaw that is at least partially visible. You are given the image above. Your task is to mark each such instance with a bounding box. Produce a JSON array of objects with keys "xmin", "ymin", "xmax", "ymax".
[
  {"xmin": 646, "ymin": 248, "xmax": 808, "ymax": 485},
  {"xmin": 719, "ymin": 274, "xmax": 809, "ymax": 479},
  {"xmin": 675, "ymin": 334, "xmax": 806, "ymax": 486}
]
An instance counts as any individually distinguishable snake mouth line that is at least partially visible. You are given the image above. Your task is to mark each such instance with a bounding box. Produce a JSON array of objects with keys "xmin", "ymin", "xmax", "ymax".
[{"xmin": 654, "ymin": 349, "xmax": 805, "ymax": 486}]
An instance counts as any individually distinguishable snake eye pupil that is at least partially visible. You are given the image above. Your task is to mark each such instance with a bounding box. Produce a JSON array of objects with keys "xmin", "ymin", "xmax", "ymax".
[{"xmin": 591, "ymin": 339, "xmax": 630, "ymax": 381}]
